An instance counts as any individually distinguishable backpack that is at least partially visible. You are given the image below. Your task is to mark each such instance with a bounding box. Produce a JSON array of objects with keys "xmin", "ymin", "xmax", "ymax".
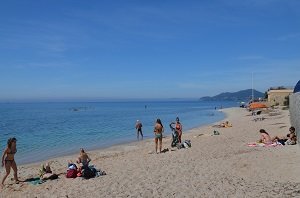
[
  {"xmin": 66, "ymin": 169, "xmax": 77, "ymax": 178},
  {"xmin": 82, "ymin": 167, "xmax": 96, "ymax": 179},
  {"xmin": 184, "ymin": 140, "xmax": 191, "ymax": 148}
]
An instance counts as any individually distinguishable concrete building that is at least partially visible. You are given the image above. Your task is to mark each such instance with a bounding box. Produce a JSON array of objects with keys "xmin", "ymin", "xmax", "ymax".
[{"xmin": 267, "ymin": 89, "xmax": 293, "ymax": 106}]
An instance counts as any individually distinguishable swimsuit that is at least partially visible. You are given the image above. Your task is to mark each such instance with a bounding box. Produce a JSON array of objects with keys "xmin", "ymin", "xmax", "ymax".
[
  {"xmin": 176, "ymin": 123, "xmax": 181, "ymax": 130},
  {"xmin": 5, "ymin": 149, "xmax": 17, "ymax": 163},
  {"xmin": 155, "ymin": 133, "xmax": 162, "ymax": 139}
]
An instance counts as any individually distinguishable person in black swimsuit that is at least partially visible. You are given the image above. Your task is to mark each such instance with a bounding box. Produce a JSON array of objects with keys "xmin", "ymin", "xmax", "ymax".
[{"xmin": 1, "ymin": 137, "xmax": 19, "ymax": 188}]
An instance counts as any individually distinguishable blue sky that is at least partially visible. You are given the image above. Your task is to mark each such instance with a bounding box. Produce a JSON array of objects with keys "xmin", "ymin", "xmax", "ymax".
[{"xmin": 0, "ymin": 0, "xmax": 299, "ymax": 101}]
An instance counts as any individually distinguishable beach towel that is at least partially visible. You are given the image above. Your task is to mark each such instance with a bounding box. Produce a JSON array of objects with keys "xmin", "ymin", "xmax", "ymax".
[
  {"xmin": 25, "ymin": 177, "xmax": 45, "ymax": 185},
  {"xmin": 247, "ymin": 142, "xmax": 282, "ymax": 147}
]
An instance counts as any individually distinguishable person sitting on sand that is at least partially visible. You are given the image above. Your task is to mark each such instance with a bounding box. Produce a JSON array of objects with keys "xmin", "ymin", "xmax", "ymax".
[
  {"xmin": 170, "ymin": 117, "xmax": 183, "ymax": 143},
  {"xmin": 258, "ymin": 129, "xmax": 272, "ymax": 144},
  {"xmin": 272, "ymin": 127, "xmax": 297, "ymax": 145},
  {"xmin": 77, "ymin": 148, "xmax": 91, "ymax": 168},
  {"xmin": 1, "ymin": 137, "xmax": 19, "ymax": 188},
  {"xmin": 154, "ymin": 119, "xmax": 164, "ymax": 154}
]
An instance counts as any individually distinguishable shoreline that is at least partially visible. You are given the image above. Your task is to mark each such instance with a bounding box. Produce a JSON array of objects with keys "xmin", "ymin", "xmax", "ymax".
[
  {"xmin": 16, "ymin": 109, "xmax": 227, "ymax": 166},
  {"xmin": 2, "ymin": 107, "xmax": 300, "ymax": 197}
]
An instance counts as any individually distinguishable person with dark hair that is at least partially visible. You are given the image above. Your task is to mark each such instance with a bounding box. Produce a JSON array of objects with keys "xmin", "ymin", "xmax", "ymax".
[
  {"xmin": 135, "ymin": 120, "xmax": 143, "ymax": 140},
  {"xmin": 273, "ymin": 127, "xmax": 297, "ymax": 145},
  {"xmin": 1, "ymin": 137, "xmax": 19, "ymax": 188},
  {"xmin": 258, "ymin": 129, "xmax": 272, "ymax": 144},
  {"xmin": 170, "ymin": 117, "xmax": 183, "ymax": 143},
  {"xmin": 154, "ymin": 119, "xmax": 164, "ymax": 154}
]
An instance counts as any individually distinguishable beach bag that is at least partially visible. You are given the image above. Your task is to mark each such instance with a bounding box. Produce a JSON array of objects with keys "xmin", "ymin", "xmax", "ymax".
[
  {"xmin": 82, "ymin": 167, "xmax": 96, "ymax": 179},
  {"xmin": 184, "ymin": 140, "xmax": 191, "ymax": 148},
  {"xmin": 66, "ymin": 169, "xmax": 77, "ymax": 178}
]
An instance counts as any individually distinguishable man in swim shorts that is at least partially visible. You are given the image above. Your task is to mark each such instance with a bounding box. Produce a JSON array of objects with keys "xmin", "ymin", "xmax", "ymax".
[{"xmin": 135, "ymin": 120, "xmax": 143, "ymax": 140}]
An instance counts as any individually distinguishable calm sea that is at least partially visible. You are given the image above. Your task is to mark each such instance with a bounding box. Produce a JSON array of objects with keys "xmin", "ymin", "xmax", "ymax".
[{"xmin": 0, "ymin": 100, "xmax": 236, "ymax": 164}]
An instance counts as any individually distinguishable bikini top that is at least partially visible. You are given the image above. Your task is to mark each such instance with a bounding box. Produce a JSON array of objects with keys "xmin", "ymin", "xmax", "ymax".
[
  {"xmin": 175, "ymin": 123, "xmax": 181, "ymax": 130},
  {"xmin": 8, "ymin": 148, "xmax": 17, "ymax": 155}
]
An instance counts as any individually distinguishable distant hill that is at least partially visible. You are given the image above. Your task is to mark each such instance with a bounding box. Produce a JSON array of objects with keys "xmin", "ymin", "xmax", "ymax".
[{"xmin": 199, "ymin": 89, "xmax": 264, "ymax": 102}]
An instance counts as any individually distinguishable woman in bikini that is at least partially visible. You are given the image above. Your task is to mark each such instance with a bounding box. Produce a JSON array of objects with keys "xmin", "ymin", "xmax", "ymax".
[
  {"xmin": 175, "ymin": 117, "xmax": 182, "ymax": 143},
  {"xmin": 170, "ymin": 117, "xmax": 183, "ymax": 143},
  {"xmin": 77, "ymin": 148, "xmax": 91, "ymax": 168},
  {"xmin": 154, "ymin": 119, "xmax": 164, "ymax": 154},
  {"xmin": 1, "ymin": 137, "xmax": 19, "ymax": 188},
  {"xmin": 258, "ymin": 129, "xmax": 272, "ymax": 144}
]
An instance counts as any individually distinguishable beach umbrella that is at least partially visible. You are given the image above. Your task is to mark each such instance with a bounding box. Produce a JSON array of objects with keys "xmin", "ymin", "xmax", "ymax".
[
  {"xmin": 249, "ymin": 102, "xmax": 267, "ymax": 110},
  {"xmin": 294, "ymin": 80, "xmax": 300, "ymax": 93}
]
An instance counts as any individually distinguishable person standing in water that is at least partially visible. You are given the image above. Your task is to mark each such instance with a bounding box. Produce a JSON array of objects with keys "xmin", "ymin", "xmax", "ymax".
[
  {"xmin": 1, "ymin": 137, "xmax": 19, "ymax": 188},
  {"xmin": 154, "ymin": 119, "xmax": 164, "ymax": 153},
  {"xmin": 135, "ymin": 120, "xmax": 143, "ymax": 140}
]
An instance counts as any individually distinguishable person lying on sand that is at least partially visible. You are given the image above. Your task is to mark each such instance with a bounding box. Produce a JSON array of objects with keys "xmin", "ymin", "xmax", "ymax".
[
  {"xmin": 213, "ymin": 121, "xmax": 232, "ymax": 128},
  {"xmin": 77, "ymin": 148, "xmax": 91, "ymax": 168},
  {"xmin": 39, "ymin": 162, "xmax": 58, "ymax": 180},
  {"xmin": 258, "ymin": 129, "xmax": 272, "ymax": 144},
  {"xmin": 272, "ymin": 127, "xmax": 297, "ymax": 145}
]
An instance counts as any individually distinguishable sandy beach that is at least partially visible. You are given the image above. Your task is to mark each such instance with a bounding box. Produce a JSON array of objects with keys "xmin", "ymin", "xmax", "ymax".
[{"xmin": 1, "ymin": 107, "xmax": 300, "ymax": 198}]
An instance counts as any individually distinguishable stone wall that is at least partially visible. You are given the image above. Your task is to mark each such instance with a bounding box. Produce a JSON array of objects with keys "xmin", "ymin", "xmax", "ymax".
[{"xmin": 289, "ymin": 93, "xmax": 300, "ymax": 145}]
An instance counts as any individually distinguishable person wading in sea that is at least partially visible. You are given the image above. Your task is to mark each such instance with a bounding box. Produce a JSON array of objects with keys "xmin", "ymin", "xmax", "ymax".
[{"xmin": 135, "ymin": 120, "xmax": 143, "ymax": 140}]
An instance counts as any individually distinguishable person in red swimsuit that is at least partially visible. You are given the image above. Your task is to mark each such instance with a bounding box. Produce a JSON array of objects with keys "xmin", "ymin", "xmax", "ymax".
[{"xmin": 175, "ymin": 117, "xmax": 183, "ymax": 143}]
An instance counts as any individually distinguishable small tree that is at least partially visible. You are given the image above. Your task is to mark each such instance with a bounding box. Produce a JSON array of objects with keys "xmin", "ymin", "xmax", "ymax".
[{"xmin": 264, "ymin": 91, "xmax": 268, "ymax": 99}]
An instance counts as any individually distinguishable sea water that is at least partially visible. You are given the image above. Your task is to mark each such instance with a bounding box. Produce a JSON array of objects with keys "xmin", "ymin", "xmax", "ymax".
[{"xmin": 0, "ymin": 100, "xmax": 236, "ymax": 164}]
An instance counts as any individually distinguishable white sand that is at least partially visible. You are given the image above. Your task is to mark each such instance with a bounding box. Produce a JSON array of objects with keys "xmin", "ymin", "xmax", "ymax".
[{"xmin": 1, "ymin": 107, "xmax": 300, "ymax": 198}]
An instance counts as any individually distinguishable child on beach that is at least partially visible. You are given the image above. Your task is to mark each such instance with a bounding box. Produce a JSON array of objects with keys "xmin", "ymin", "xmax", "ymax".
[
  {"xmin": 154, "ymin": 119, "xmax": 164, "ymax": 154},
  {"xmin": 1, "ymin": 137, "xmax": 19, "ymax": 188}
]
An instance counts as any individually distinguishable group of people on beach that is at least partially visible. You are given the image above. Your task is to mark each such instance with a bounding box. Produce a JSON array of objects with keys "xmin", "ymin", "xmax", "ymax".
[
  {"xmin": 1, "ymin": 117, "xmax": 182, "ymax": 188},
  {"xmin": 1, "ymin": 142, "xmax": 104, "ymax": 188},
  {"xmin": 1, "ymin": 118, "xmax": 297, "ymax": 189},
  {"xmin": 258, "ymin": 127, "xmax": 297, "ymax": 145},
  {"xmin": 136, "ymin": 117, "xmax": 183, "ymax": 154}
]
